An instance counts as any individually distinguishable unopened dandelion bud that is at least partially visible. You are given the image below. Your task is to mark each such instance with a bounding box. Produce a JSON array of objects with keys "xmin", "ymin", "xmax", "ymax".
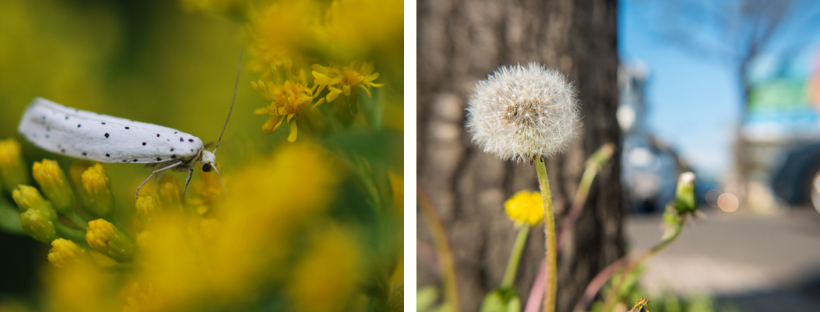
[
  {"xmin": 135, "ymin": 194, "xmax": 159, "ymax": 222},
  {"xmin": 158, "ymin": 176, "xmax": 183, "ymax": 208},
  {"xmin": 0, "ymin": 139, "xmax": 29, "ymax": 193},
  {"xmin": 86, "ymin": 219, "xmax": 134, "ymax": 262},
  {"xmin": 466, "ymin": 63, "xmax": 580, "ymax": 161},
  {"xmin": 47, "ymin": 238, "xmax": 89, "ymax": 268},
  {"xmin": 20, "ymin": 208, "xmax": 57, "ymax": 243},
  {"xmin": 12, "ymin": 185, "xmax": 57, "ymax": 220},
  {"xmin": 504, "ymin": 190, "xmax": 545, "ymax": 226},
  {"xmin": 81, "ymin": 164, "xmax": 114, "ymax": 217},
  {"xmin": 675, "ymin": 172, "xmax": 696, "ymax": 214},
  {"xmin": 33, "ymin": 159, "xmax": 76, "ymax": 215},
  {"xmin": 586, "ymin": 143, "xmax": 616, "ymax": 169}
]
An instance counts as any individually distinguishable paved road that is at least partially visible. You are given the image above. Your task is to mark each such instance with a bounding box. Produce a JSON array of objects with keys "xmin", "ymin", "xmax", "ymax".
[{"xmin": 626, "ymin": 207, "xmax": 820, "ymax": 311}]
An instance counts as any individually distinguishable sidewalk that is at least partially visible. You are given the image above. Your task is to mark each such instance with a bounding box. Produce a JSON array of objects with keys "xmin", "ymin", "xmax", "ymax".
[{"xmin": 626, "ymin": 207, "xmax": 820, "ymax": 310}]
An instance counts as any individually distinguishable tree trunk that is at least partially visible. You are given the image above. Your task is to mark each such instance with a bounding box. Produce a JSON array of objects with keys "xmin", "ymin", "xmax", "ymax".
[{"xmin": 416, "ymin": 0, "xmax": 623, "ymax": 311}]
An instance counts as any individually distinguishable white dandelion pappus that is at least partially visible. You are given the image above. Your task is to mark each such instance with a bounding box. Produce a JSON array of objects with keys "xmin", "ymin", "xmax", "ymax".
[
  {"xmin": 466, "ymin": 63, "xmax": 581, "ymax": 161},
  {"xmin": 17, "ymin": 53, "xmax": 243, "ymax": 199}
]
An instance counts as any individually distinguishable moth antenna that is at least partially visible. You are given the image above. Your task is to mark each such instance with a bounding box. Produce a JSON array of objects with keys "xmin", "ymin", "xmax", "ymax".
[
  {"xmin": 212, "ymin": 165, "xmax": 227, "ymax": 195},
  {"xmin": 214, "ymin": 48, "xmax": 243, "ymax": 155}
]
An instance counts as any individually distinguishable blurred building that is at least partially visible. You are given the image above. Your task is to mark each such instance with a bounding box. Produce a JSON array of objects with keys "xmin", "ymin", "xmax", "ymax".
[
  {"xmin": 618, "ymin": 64, "xmax": 689, "ymax": 213},
  {"xmin": 742, "ymin": 47, "xmax": 820, "ymax": 211}
]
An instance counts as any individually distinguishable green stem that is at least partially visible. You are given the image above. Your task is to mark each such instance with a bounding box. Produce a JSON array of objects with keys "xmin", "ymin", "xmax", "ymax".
[
  {"xmin": 602, "ymin": 214, "xmax": 689, "ymax": 312},
  {"xmin": 418, "ymin": 185, "xmax": 460, "ymax": 312},
  {"xmin": 501, "ymin": 225, "xmax": 530, "ymax": 288},
  {"xmin": 535, "ymin": 158, "xmax": 557, "ymax": 312},
  {"xmin": 55, "ymin": 222, "xmax": 88, "ymax": 247},
  {"xmin": 65, "ymin": 212, "xmax": 88, "ymax": 229}
]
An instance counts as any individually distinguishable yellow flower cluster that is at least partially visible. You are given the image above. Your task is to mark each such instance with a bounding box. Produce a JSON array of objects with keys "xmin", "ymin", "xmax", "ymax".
[
  {"xmin": 247, "ymin": 0, "xmax": 393, "ymax": 141},
  {"xmin": 0, "ymin": 137, "xmax": 383, "ymax": 311}
]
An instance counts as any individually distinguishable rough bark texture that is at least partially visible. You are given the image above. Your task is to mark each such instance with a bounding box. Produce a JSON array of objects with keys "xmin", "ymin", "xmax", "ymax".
[{"xmin": 416, "ymin": 1, "xmax": 623, "ymax": 311}]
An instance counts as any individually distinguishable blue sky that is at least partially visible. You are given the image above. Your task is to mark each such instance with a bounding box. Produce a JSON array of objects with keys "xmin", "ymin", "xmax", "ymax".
[{"xmin": 619, "ymin": 0, "xmax": 820, "ymax": 180}]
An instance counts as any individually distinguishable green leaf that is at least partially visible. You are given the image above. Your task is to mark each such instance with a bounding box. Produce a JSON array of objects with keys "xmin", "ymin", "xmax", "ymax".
[
  {"xmin": 480, "ymin": 288, "xmax": 521, "ymax": 312},
  {"xmin": 417, "ymin": 287, "xmax": 440, "ymax": 312},
  {"xmin": 0, "ymin": 199, "xmax": 25, "ymax": 235}
]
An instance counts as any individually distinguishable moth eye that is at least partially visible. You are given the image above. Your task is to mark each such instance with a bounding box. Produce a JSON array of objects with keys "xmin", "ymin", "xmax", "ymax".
[{"xmin": 202, "ymin": 163, "xmax": 212, "ymax": 172}]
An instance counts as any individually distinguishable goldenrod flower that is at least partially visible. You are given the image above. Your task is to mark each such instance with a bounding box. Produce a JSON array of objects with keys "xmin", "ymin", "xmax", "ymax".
[
  {"xmin": 312, "ymin": 61, "xmax": 384, "ymax": 104},
  {"xmin": 504, "ymin": 190, "xmax": 545, "ymax": 226},
  {"xmin": 135, "ymin": 194, "xmax": 160, "ymax": 223},
  {"xmin": 466, "ymin": 63, "xmax": 580, "ymax": 161},
  {"xmin": 81, "ymin": 163, "xmax": 113, "ymax": 217},
  {"xmin": 12, "ymin": 185, "xmax": 57, "ymax": 220},
  {"xmin": 158, "ymin": 176, "xmax": 183, "ymax": 209},
  {"xmin": 68, "ymin": 162, "xmax": 94, "ymax": 208},
  {"xmin": 288, "ymin": 226, "xmax": 362, "ymax": 312},
  {"xmin": 48, "ymin": 238, "xmax": 89, "ymax": 268},
  {"xmin": 33, "ymin": 159, "xmax": 76, "ymax": 215},
  {"xmin": 86, "ymin": 219, "xmax": 135, "ymax": 262},
  {"xmin": 0, "ymin": 139, "xmax": 29, "ymax": 193},
  {"xmin": 252, "ymin": 70, "xmax": 320, "ymax": 142},
  {"xmin": 20, "ymin": 208, "xmax": 57, "ymax": 243}
]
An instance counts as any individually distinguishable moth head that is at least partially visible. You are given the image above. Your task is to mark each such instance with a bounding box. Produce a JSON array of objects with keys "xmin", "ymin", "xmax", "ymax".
[{"xmin": 201, "ymin": 150, "xmax": 216, "ymax": 172}]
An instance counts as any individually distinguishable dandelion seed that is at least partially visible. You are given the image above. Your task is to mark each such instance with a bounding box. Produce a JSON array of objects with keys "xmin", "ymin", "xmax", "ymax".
[{"xmin": 466, "ymin": 63, "xmax": 580, "ymax": 161}]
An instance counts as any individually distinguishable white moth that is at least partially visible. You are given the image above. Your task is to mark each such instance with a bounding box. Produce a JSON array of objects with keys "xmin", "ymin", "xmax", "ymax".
[{"xmin": 17, "ymin": 54, "xmax": 241, "ymax": 199}]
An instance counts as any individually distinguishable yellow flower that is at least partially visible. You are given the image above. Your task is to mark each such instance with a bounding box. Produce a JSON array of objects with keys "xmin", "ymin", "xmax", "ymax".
[
  {"xmin": 48, "ymin": 238, "xmax": 90, "ymax": 268},
  {"xmin": 312, "ymin": 61, "xmax": 384, "ymax": 104},
  {"xmin": 504, "ymin": 190, "xmax": 545, "ymax": 226},
  {"xmin": 158, "ymin": 175, "xmax": 184, "ymax": 209},
  {"xmin": 252, "ymin": 70, "xmax": 321, "ymax": 142},
  {"xmin": 0, "ymin": 138, "xmax": 29, "ymax": 193},
  {"xmin": 86, "ymin": 219, "xmax": 135, "ymax": 262},
  {"xmin": 33, "ymin": 159, "xmax": 76, "ymax": 215},
  {"xmin": 81, "ymin": 163, "xmax": 114, "ymax": 218},
  {"xmin": 288, "ymin": 226, "xmax": 362, "ymax": 312}
]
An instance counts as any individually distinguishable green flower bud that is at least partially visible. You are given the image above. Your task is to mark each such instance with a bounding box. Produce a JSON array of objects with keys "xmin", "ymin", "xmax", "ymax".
[
  {"xmin": 12, "ymin": 185, "xmax": 57, "ymax": 221},
  {"xmin": 86, "ymin": 219, "xmax": 134, "ymax": 262},
  {"xmin": 674, "ymin": 172, "xmax": 696, "ymax": 214},
  {"xmin": 33, "ymin": 159, "xmax": 76, "ymax": 215},
  {"xmin": 0, "ymin": 139, "xmax": 29, "ymax": 193},
  {"xmin": 20, "ymin": 208, "xmax": 57, "ymax": 243},
  {"xmin": 81, "ymin": 164, "xmax": 113, "ymax": 217}
]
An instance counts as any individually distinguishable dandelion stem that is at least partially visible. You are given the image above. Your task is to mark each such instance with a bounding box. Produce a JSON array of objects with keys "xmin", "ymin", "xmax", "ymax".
[
  {"xmin": 535, "ymin": 158, "xmax": 557, "ymax": 312},
  {"xmin": 501, "ymin": 225, "xmax": 530, "ymax": 288},
  {"xmin": 600, "ymin": 213, "xmax": 688, "ymax": 312}
]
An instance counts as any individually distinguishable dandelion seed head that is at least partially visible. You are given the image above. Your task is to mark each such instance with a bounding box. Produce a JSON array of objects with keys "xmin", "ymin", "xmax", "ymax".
[{"xmin": 466, "ymin": 63, "xmax": 581, "ymax": 161}]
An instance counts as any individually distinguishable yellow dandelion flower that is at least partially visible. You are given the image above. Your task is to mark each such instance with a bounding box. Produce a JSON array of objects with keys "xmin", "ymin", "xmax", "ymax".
[
  {"xmin": 504, "ymin": 190, "xmax": 545, "ymax": 226},
  {"xmin": 252, "ymin": 70, "xmax": 320, "ymax": 142},
  {"xmin": 312, "ymin": 61, "xmax": 384, "ymax": 104}
]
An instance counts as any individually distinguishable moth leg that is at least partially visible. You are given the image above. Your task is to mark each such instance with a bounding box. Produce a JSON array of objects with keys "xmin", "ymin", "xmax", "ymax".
[
  {"xmin": 182, "ymin": 167, "xmax": 194, "ymax": 201},
  {"xmin": 135, "ymin": 161, "xmax": 183, "ymax": 199}
]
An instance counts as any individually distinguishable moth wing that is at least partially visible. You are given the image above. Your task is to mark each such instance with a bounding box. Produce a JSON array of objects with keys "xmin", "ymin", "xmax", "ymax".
[{"xmin": 18, "ymin": 98, "xmax": 204, "ymax": 164}]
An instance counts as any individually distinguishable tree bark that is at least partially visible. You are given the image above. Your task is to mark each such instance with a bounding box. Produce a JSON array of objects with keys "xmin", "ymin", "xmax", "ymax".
[{"xmin": 417, "ymin": 0, "xmax": 623, "ymax": 311}]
